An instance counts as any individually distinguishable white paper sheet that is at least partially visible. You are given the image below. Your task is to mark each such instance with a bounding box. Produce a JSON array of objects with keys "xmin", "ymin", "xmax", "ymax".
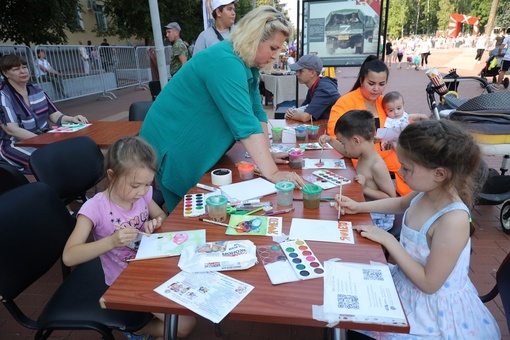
[
  {"xmin": 376, "ymin": 127, "xmax": 402, "ymax": 142},
  {"xmin": 133, "ymin": 230, "xmax": 206, "ymax": 261},
  {"xmin": 154, "ymin": 271, "xmax": 254, "ymax": 324},
  {"xmin": 319, "ymin": 261, "xmax": 407, "ymax": 326},
  {"xmin": 289, "ymin": 218, "xmax": 355, "ymax": 244},
  {"xmin": 220, "ymin": 178, "xmax": 277, "ymax": 202}
]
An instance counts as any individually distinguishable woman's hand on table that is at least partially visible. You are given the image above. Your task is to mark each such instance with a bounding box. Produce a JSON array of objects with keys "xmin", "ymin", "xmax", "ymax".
[
  {"xmin": 271, "ymin": 151, "xmax": 289, "ymax": 164},
  {"xmin": 267, "ymin": 171, "xmax": 304, "ymax": 190},
  {"xmin": 69, "ymin": 115, "xmax": 89, "ymax": 124}
]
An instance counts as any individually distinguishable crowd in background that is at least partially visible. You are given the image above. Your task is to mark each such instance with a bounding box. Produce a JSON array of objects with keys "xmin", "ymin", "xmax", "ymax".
[{"xmin": 382, "ymin": 33, "xmax": 505, "ymax": 70}]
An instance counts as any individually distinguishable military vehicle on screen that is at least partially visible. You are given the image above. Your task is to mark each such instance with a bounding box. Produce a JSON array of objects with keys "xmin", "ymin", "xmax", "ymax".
[{"xmin": 324, "ymin": 9, "xmax": 377, "ymax": 55}]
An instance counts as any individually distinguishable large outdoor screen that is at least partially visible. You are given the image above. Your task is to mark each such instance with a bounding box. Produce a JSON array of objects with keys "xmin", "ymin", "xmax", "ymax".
[{"xmin": 301, "ymin": 0, "xmax": 383, "ymax": 66}]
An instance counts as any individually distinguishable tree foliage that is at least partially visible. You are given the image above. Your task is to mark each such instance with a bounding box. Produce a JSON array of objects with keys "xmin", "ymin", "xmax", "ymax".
[
  {"xmin": 0, "ymin": 0, "xmax": 81, "ymax": 46},
  {"xmin": 386, "ymin": 0, "xmax": 507, "ymax": 37},
  {"xmin": 102, "ymin": 0, "xmax": 202, "ymax": 45},
  {"xmin": 100, "ymin": 0, "xmax": 285, "ymax": 46}
]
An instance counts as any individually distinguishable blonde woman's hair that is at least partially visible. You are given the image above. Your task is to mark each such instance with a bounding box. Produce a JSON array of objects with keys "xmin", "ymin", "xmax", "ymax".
[{"xmin": 229, "ymin": 6, "xmax": 293, "ymax": 67}]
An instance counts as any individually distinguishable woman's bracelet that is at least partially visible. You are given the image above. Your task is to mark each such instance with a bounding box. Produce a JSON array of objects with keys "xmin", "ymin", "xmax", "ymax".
[{"xmin": 56, "ymin": 114, "xmax": 68, "ymax": 126}]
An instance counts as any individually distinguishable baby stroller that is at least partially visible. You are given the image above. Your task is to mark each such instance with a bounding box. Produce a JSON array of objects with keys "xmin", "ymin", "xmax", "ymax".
[
  {"xmin": 426, "ymin": 69, "xmax": 494, "ymax": 120},
  {"xmin": 426, "ymin": 72, "xmax": 510, "ymax": 233},
  {"xmin": 480, "ymin": 48, "xmax": 509, "ymax": 89}
]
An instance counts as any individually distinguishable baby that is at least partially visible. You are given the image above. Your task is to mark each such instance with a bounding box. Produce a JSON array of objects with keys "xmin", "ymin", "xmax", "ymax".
[
  {"xmin": 379, "ymin": 92, "xmax": 428, "ymax": 150},
  {"xmin": 382, "ymin": 91, "xmax": 428, "ymax": 130}
]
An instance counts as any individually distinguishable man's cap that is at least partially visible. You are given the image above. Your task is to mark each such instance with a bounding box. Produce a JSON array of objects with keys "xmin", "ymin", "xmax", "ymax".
[
  {"xmin": 289, "ymin": 54, "xmax": 323, "ymax": 73},
  {"xmin": 165, "ymin": 22, "xmax": 181, "ymax": 31},
  {"xmin": 212, "ymin": 0, "xmax": 238, "ymax": 11}
]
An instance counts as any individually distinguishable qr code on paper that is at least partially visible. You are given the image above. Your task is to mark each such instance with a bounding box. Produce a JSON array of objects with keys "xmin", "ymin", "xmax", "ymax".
[
  {"xmin": 337, "ymin": 294, "xmax": 359, "ymax": 309},
  {"xmin": 362, "ymin": 268, "xmax": 383, "ymax": 280}
]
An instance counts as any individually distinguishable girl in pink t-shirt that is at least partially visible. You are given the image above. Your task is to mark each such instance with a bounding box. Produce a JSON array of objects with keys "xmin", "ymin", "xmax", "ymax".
[{"xmin": 63, "ymin": 136, "xmax": 196, "ymax": 339}]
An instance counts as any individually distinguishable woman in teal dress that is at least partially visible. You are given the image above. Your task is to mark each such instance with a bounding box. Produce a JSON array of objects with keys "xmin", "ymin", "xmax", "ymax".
[{"xmin": 140, "ymin": 6, "xmax": 296, "ymax": 212}]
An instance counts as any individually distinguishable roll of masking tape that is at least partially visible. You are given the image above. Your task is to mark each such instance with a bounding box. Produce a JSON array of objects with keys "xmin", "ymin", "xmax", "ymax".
[{"xmin": 211, "ymin": 168, "xmax": 232, "ymax": 186}]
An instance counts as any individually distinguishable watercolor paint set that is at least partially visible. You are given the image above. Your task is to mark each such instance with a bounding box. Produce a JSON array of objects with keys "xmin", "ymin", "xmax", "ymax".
[
  {"xmin": 312, "ymin": 170, "xmax": 351, "ymax": 187},
  {"xmin": 257, "ymin": 240, "xmax": 324, "ymax": 284},
  {"xmin": 279, "ymin": 240, "xmax": 325, "ymax": 280},
  {"xmin": 183, "ymin": 193, "xmax": 208, "ymax": 217}
]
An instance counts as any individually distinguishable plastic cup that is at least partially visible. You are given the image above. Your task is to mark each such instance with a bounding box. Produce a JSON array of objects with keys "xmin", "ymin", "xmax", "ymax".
[
  {"xmin": 307, "ymin": 126, "xmax": 319, "ymax": 140},
  {"xmin": 271, "ymin": 127, "xmax": 283, "ymax": 143},
  {"xmin": 295, "ymin": 126, "xmax": 307, "ymax": 141},
  {"xmin": 238, "ymin": 163, "xmax": 255, "ymax": 180},
  {"xmin": 288, "ymin": 150, "xmax": 304, "ymax": 169},
  {"xmin": 302, "ymin": 184, "xmax": 322, "ymax": 209},
  {"xmin": 275, "ymin": 181, "xmax": 295, "ymax": 207},
  {"xmin": 206, "ymin": 195, "xmax": 228, "ymax": 222}
]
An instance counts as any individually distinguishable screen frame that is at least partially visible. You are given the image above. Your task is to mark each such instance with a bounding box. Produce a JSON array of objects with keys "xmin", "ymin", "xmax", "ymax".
[{"xmin": 300, "ymin": 0, "xmax": 384, "ymax": 67}]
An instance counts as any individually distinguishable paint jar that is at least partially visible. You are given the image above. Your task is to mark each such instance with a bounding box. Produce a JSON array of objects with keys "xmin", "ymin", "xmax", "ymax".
[
  {"xmin": 238, "ymin": 163, "xmax": 255, "ymax": 180},
  {"xmin": 275, "ymin": 181, "xmax": 295, "ymax": 207},
  {"xmin": 288, "ymin": 150, "xmax": 304, "ymax": 169},
  {"xmin": 307, "ymin": 126, "xmax": 319, "ymax": 140},
  {"xmin": 271, "ymin": 127, "xmax": 283, "ymax": 143},
  {"xmin": 206, "ymin": 195, "xmax": 228, "ymax": 222},
  {"xmin": 302, "ymin": 184, "xmax": 322, "ymax": 209},
  {"xmin": 295, "ymin": 126, "xmax": 307, "ymax": 141}
]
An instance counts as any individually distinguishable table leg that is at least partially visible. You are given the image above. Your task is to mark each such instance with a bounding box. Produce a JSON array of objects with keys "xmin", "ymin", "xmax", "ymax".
[
  {"xmin": 334, "ymin": 328, "xmax": 346, "ymax": 339},
  {"xmin": 323, "ymin": 328, "xmax": 347, "ymax": 340},
  {"xmin": 163, "ymin": 314, "xmax": 178, "ymax": 340}
]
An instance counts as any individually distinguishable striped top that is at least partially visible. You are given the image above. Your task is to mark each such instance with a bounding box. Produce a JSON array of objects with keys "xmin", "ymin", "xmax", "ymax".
[{"xmin": 0, "ymin": 82, "xmax": 58, "ymax": 170}]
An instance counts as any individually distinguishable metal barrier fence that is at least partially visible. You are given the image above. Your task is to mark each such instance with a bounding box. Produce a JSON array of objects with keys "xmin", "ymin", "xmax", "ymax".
[{"xmin": 0, "ymin": 44, "xmax": 172, "ymax": 103}]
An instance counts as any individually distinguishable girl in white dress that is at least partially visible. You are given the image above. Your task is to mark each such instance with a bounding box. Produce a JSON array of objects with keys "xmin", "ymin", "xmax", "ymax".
[{"xmin": 337, "ymin": 120, "xmax": 500, "ymax": 339}]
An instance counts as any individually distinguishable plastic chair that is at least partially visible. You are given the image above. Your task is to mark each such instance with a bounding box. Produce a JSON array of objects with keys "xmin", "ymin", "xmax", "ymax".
[
  {"xmin": 479, "ymin": 251, "xmax": 510, "ymax": 332},
  {"xmin": 0, "ymin": 182, "xmax": 152, "ymax": 340},
  {"xmin": 128, "ymin": 101, "xmax": 152, "ymax": 121},
  {"xmin": 148, "ymin": 80, "xmax": 161, "ymax": 101},
  {"xmin": 0, "ymin": 162, "xmax": 29, "ymax": 195},
  {"xmin": 29, "ymin": 136, "xmax": 104, "ymax": 206}
]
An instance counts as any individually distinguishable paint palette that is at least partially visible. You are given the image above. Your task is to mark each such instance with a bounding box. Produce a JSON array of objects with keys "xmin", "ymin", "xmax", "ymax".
[
  {"xmin": 256, "ymin": 244, "xmax": 300, "ymax": 285},
  {"xmin": 183, "ymin": 193, "xmax": 207, "ymax": 217},
  {"xmin": 279, "ymin": 240, "xmax": 325, "ymax": 280},
  {"xmin": 313, "ymin": 170, "xmax": 351, "ymax": 187},
  {"xmin": 257, "ymin": 244, "xmax": 288, "ymax": 265}
]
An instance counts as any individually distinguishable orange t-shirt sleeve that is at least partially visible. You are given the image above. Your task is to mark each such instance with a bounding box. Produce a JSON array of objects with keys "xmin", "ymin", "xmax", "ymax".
[{"xmin": 327, "ymin": 89, "xmax": 366, "ymax": 137}]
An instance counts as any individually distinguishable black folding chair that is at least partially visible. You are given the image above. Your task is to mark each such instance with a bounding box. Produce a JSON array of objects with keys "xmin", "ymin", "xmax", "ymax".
[{"xmin": 0, "ymin": 182, "xmax": 152, "ymax": 340}]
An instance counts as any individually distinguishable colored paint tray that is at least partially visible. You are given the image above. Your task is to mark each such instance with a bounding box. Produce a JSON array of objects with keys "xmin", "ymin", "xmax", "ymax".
[
  {"xmin": 301, "ymin": 174, "xmax": 337, "ymax": 190},
  {"xmin": 279, "ymin": 240, "xmax": 325, "ymax": 280},
  {"xmin": 183, "ymin": 193, "xmax": 207, "ymax": 217},
  {"xmin": 312, "ymin": 170, "xmax": 351, "ymax": 187},
  {"xmin": 256, "ymin": 244, "xmax": 300, "ymax": 285}
]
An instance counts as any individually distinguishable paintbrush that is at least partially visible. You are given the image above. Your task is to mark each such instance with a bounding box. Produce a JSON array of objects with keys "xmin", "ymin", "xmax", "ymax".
[
  {"xmin": 337, "ymin": 183, "xmax": 343, "ymax": 221},
  {"xmin": 319, "ymin": 130, "xmax": 328, "ymax": 164},
  {"xmin": 114, "ymin": 224, "xmax": 151, "ymax": 237},
  {"xmin": 199, "ymin": 218, "xmax": 244, "ymax": 231},
  {"xmin": 292, "ymin": 171, "xmax": 307, "ymax": 188}
]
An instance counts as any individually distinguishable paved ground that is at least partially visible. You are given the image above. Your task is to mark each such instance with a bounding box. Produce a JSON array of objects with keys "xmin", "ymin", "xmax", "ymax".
[{"xmin": 0, "ymin": 47, "xmax": 508, "ymax": 339}]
